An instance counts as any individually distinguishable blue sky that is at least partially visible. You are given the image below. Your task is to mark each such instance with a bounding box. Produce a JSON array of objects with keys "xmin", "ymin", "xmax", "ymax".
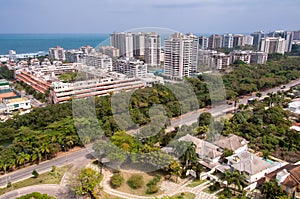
[{"xmin": 0, "ymin": 0, "xmax": 299, "ymax": 34}]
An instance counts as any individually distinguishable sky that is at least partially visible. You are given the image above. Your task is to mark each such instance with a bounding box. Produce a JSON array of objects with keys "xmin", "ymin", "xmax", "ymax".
[{"xmin": 0, "ymin": 0, "xmax": 299, "ymax": 34}]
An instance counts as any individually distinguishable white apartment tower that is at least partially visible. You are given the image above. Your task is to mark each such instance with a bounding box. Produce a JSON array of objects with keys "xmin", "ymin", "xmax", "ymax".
[
  {"xmin": 222, "ymin": 34, "xmax": 234, "ymax": 48},
  {"xmin": 110, "ymin": 32, "xmax": 134, "ymax": 58},
  {"xmin": 133, "ymin": 32, "xmax": 146, "ymax": 57},
  {"xmin": 145, "ymin": 33, "xmax": 160, "ymax": 67},
  {"xmin": 260, "ymin": 37, "xmax": 286, "ymax": 54},
  {"xmin": 49, "ymin": 46, "xmax": 66, "ymax": 61},
  {"xmin": 164, "ymin": 33, "xmax": 199, "ymax": 78}
]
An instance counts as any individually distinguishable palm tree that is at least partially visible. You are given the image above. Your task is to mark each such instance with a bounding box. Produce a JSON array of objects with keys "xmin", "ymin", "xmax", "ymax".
[
  {"xmin": 31, "ymin": 148, "xmax": 42, "ymax": 163},
  {"xmin": 16, "ymin": 152, "xmax": 31, "ymax": 167},
  {"xmin": 40, "ymin": 144, "xmax": 51, "ymax": 160},
  {"xmin": 178, "ymin": 143, "xmax": 197, "ymax": 170},
  {"xmin": 231, "ymin": 170, "xmax": 245, "ymax": 194}
]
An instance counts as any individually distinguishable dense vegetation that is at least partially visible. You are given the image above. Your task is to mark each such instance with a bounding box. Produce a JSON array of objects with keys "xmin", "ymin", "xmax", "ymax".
[
  {"xmin": 223, "ymin": 56, "xmax": 300, "ymax": 98},
  {"xmin": 0, "ymin": 57, "xmax": 300, "ymax": 172},
  {"xmin": 0, "ymin": 65, "xmax": 14, "ymax": 80},
  {"xmin": 222, "ymin": 91, "xmax": 300, "ymax": 162}
]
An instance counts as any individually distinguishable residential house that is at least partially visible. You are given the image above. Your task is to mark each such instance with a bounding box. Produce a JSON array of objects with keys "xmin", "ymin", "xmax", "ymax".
[
  {"xmin": 178, "ymin": 134, "xmax": 222, "ymax": 166},
  {"xmin": 214, "ymin": 134, "xmax": 248, "ymax": 154},
  {"xmin": 265, "ymin": 164, "xmax": 300, "ymax": 198},
  {"xmin": 226, "ymin": 151, "xmax": 272, "ymax": 183}
]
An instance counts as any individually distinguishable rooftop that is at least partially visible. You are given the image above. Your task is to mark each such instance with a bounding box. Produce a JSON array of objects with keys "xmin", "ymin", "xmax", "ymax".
[
  {"xmin": 227, "ymin": 151, "xmax": 271, "ymax": 175},
  {"xmin": 214, "ymin": 134, "xmax": 248, "ymax": 151}
]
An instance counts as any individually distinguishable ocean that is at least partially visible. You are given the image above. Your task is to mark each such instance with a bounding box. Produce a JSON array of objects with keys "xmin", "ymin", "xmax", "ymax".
[{"xmin": 0, "ymin": 34, "xmax": 109, "ymax": 55}]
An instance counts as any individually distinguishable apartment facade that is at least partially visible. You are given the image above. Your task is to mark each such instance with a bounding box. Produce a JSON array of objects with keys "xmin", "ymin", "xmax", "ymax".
[
  {"xmin": 260, "ymin": 37, "xmax": 286, "ymax": 54},
  {"xmin": 164, "ymin": 33, "xmax": 199, "ymax": 78},
  {"xmin": 49, "ymin": 46, "xmax": 66, "ymax": 61},
  {"xmin": 144, "ymin": 33, "xmax": 160, "ymax": 67}
]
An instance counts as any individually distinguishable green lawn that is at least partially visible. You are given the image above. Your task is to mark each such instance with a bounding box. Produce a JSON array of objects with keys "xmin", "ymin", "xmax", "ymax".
[
  {"xmin": 186, "ymin": 179, "xmax": 207, "ymax": 188},
  {"xmin": 0, "ymin": 164, "xmax": 72, "ymax": 195},
  {"xmin": 114, "ymin": 171, "xmax": 164, "ymax": 196}
]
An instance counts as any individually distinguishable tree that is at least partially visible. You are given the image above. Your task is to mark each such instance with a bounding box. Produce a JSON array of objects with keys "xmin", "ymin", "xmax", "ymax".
[
  {"xmin": 256, "ymin": 92, "xmax": 262, "ymax": 98},
  {"xmin": 110, "ymin": 173, "xmax": 124, "ymax": 189},
  {"xmin": 198, "ymin": 112, "xmax": 212, "ymax": 126},
  {"xmin": 32, "ymin": 169, "xmax": 39, "ymax": 178},
  {"xmin": 127, "ymin": 174, "xmax": 144, "ymax": 189},
  {"xmin": 261, "ymin": 180, "xmax": 287, "ymax": 199},
  {"xmin": 166, "ymin": 161, "xmax": 182, "ymax": 182},
  {"xmin": 69, "ymin": 167, "xmax": 103, "ymax": 199},
  {"xmin": 220, "ymin": 148, "xmax": 234, "ymax": 163}
]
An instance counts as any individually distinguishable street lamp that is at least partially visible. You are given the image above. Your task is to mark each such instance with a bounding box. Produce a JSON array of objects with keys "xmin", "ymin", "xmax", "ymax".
[{"xmin": 62, "ymin": 145, "xmax": 67, "ymax": 162}]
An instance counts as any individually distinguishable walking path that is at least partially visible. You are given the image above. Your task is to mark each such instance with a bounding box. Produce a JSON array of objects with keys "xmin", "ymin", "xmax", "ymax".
[{"xmin": 99, "ymin": 168, "xmax": 219, "ymax": 199}]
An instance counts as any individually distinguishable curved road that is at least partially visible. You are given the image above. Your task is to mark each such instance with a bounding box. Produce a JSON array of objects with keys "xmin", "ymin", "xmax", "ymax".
[{"xmin": 0, "ymin": 184, "xmax": 75, "ymax": 199}]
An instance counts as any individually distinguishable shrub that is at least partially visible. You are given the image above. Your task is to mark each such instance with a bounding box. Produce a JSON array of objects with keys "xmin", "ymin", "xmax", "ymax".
[
  {"xmin": 127, "ymin": 174, "xmax": 144, "ymax": 189},
  {"xmin": 146, "ymin": 184, "xmax": 159, "ymax": 194},
  {"xmin": 146, "ymin": 174, "xmax": 161, "ymax": 186},
  {"xmin": 110, "ymin": 173, "xmax": 124, "ymax": 189},
  {"xmin": 32, "ymin": 169, "xmax": 39, "ymax": 178},
  {"xmin": 16, "ymin": 192, "xmax": 55, "ymax": 199}
]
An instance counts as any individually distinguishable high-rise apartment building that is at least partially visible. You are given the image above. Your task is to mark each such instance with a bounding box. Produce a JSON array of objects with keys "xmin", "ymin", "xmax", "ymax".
[
  {"xmin": 110, "ymin": 32, "xmax": 134, "ymax": 58},
  {"xmin": 199, "ymin": 36, "xmax": 209, "ymax": 49},
  {"xmin": 144, "ymin": 33, "xmax": 160, "ymax": 67},
  {"xmin": 260, "ymin": 37, "xmax": 286, "ymax": 54},
  {"xmin": 233, "ymin": 34, "xmax": 245, "ymax": 47},
  {"xmin": 251, "ymin": 31, "xmax": 265, "ymax": 47},
  {"xmin": 49, "ymin": 46, "xmax": 66, "ymax": 61},
  {"xmin": 268, "ymin": 30, "xmax": 294, "ymax": 52},
  {"xmin": 133, "ymin": 32, "xmax": 146, "ymax": 57},
  {"xmin": 222, "ymin": 34, "xmax": 234, "ymax": 48},
  {"xmin": 244, "ymin": 35, "xmax": 254, "ymax": 46},
  {"xmin": 164, "ymin": 33, "xmax": 199, "ymax": 78},
  {"xmin": 208, "ymin": 34, "xmax": 222, "ymax": 49},
  {"xmin": 293, "ymin": 30, "xmax": 300, "ymax": 40}
]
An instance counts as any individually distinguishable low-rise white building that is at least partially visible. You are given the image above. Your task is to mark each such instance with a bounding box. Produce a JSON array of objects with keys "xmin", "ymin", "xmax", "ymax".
[
  {"xmin": 1, "ymin": 97, "xmax": 31, "ymax": 113},
  {"xmin": 288, "ymin": 101, "xmax": 300, "ymax": 114},
  {"xmin": 113, "ymin": 58, "xmax": 147, "ymax": 78}
]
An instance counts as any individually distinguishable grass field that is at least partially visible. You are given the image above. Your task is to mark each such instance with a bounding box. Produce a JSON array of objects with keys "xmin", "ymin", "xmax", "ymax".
[
  {"xmin": 115, "ymin": 171, "xmax": 164, "ymax": 196},
  {"xmin": 0, "ymin": 164, "xmax": 72, "ymax": 195}
]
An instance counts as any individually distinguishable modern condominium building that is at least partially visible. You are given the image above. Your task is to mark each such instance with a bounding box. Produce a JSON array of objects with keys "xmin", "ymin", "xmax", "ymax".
[
  {"xmin": 244, "ymin": 35, "xmax": 254, "ymax": 46},
  {"xmin": 145, "ymin": 33, "xmax": 160, "ymax": 67},
  {"xmin": 260, "ymin": 37, "xmax": 286, "ymax": 54},
  {"xmin": 233, "ymin": 34, "xmax": 245, "ymax": 47},
  {"xmin": 98, "ymin": 46, "xmax": 120, "ymax": 58},
  {"xmin": 133, "ymin": 32, "xmax": 146, "ymax": 57},
  {"xmin": 113, "ymin": 58, "xmax": 147, "ymax": 78},
  {"xmin": 208, "ymin": 34, "xmax": 222, "ymax": 49},
  {"xmin": 199, "ymin": 36, "xmax": 209, "ymax": 50},
  {"xmin": 251, "ymin": 31, "xmax": 265, "ymax": 46},
  {"xmin": 110, "ymin": 32, "xmax": 134, "ymax": 58},
  {"xmin": 86, "ymin": 53, "xmax": 113, "ymax": 72},
  {"xmin": 164, "ymin": 33, "xmax": 199, "ymax": 78},
  {"xmin": 222, "ymin": 34, "xmax": 234, "ymax": 48},
  {"xmin": 49, "ymin": 46, "xmax": 66, "ymax": 61}
]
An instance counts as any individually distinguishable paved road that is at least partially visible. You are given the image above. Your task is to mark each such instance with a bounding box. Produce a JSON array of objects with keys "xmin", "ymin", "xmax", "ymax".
[
  {"xmin": 1, "ymin": 78, "xmax": 300, "ymax": 189},
  {"xmin": 170, "ymin": 79, "xmax": 300, "ymax": 128},
  {"xmin": 0, "ymin": 184, "xmax": 75, "ymax": 199},
  {"xmin": 0, "ymin": 147, "xmax": 91, "ymax": 188}
]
